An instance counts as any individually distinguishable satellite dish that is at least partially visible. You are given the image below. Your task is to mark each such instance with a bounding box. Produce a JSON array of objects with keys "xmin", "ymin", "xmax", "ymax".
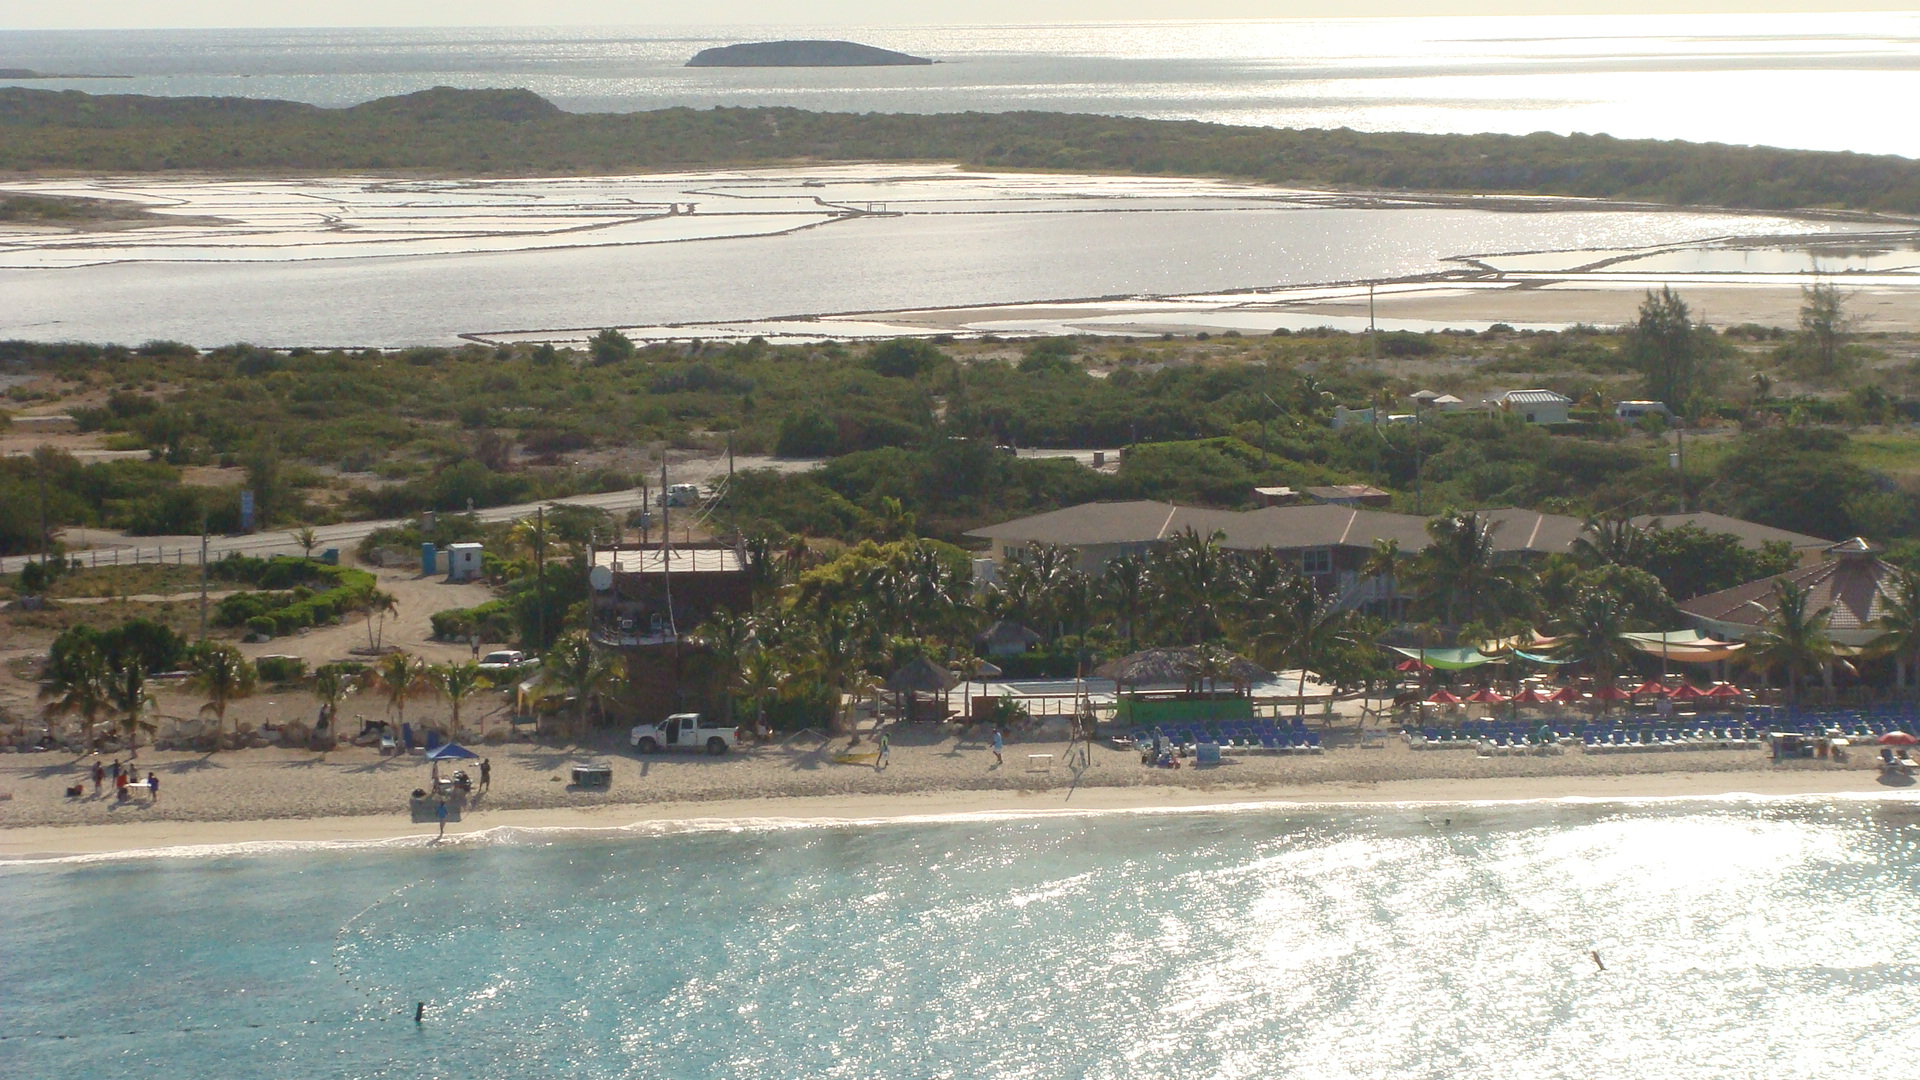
[{"xmin": 589, "ymin": 565, "xmax": 613, "ymax": 591}]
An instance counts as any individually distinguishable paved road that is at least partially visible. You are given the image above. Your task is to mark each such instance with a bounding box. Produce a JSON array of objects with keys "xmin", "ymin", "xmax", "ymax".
[{"xmin": 0, "ymin": 454, "xmax": 820, "ymax": 574}]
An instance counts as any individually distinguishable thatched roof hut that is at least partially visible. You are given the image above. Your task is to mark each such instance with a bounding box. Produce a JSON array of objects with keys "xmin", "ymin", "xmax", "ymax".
[
  {"xmin": 885, "ymin": 656, "xmax": 959, "ymax": 695},
  {"xmin": 976, "ymin": 619, "xmax": 1043, "ymax": 656},
  {"xmin": 1094, "ymin": 647, "xmax": 1270, "ymax": 690}
]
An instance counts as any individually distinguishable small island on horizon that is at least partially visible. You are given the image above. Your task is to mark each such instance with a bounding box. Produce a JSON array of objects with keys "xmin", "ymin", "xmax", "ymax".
[{"xmin": 685, "ymin": 41, "xmax": 934, "ymax": 68}]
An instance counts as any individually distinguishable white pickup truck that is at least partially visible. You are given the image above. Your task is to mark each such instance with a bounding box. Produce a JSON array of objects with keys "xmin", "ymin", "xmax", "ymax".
[{"xmin": 630, "ymin": 712, "xmax": 740, "ymax": 755}]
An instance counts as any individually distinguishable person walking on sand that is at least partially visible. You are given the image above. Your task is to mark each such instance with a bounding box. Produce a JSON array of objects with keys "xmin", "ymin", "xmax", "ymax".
[
  {"xmin": 479, "ymin": 758, "xmax": 491, "ymax": 791},
  {"xmin": 109, "ymin": 759, "xmax": 122, "ymax": 786},
  {"xmin": 435, "ymin": 799, "xmax": 449, "ymax": 839},
  {"xmin": 115, "ymin": 770, "xmax": 129, "ymax": 803},
  {"xmin": 877, "ymin": 731, "xmax": 890, "ymax": 770},
  {"xmin": 91, "ymin": 760, "xmax": 105, "ymax": 797},
  {"xmin": 146, "ymin": 771, "xmax": 159, "ymax": 804},
  {"xmin": 991, "ymin": 728, "xmax": 1003, "ymax": 766}
]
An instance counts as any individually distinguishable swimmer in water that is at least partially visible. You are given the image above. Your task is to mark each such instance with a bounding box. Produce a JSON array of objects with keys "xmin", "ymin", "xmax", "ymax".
[{"xmin": 1590, "ymin": 950, "xmax": 1606, "ymax": 972}]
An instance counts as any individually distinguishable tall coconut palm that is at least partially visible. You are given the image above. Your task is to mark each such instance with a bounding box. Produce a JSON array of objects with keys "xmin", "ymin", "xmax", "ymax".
[
  {"xmin": 187, "ymin": 643, "xmax": 257, "ymax": 739},
  {"xmin": 1252, "ymin": 572, "xmax": 1361, "ymax": 719},
  {"xmin": 1555, "ymin": 589, "xmax": 1632, "ymax": 711},
  {"xmin": 362, "ymin": 589, "xmax": 399, "ymax": 652},
  {"xmin": 694, "ymin": 609, "xmax": 757, "ymax": 725},
  {"xmin": 812, "ymin": 605, "xmax": 871, "ymax": 742},
  {"xmin": 1100, "ymin": 550, "xmax": 1153, "ymax": 651},
  {"xmin": 40, "ymin": 640, "xmax": 112, "ymax": 749},
  {"xmin": 1744, "ymin": 580, "xmax": 1834, "ymax": 705},
  {"xmin": 1156, "ymin": 528, "xmax": 1233, "ymax": 644},
  {"xmin": 311, "ymin": 663, "xmax": 357, "ymax": 729},
  {"xmin": 1408, "ymin": 511, "xmax": 1521, "ymax": 635},
  {"xmin": 737, "ymin": 646, "xmax": 788, "ymax": 740},
  {"xmin": 1573, "ymin": 514, "xmax": 1650, "ymax": 569},
  {"xmin": 537, "ymin": 632, "xmax": 618, "ymax": 737},
  {"xmin": 106, "ymin": 661, "xmax": 155, "ymax": 758},
  {"xmin": 370, "ymin": 650, "xmax": 430, "ymax": 734},
  {"xmin": 433, "ymin": 661, "xmax": 489, "ymax": 738},
  {"xmin": 1872, "ymin": 569, "xmax": 1920, "ymax": 691}
]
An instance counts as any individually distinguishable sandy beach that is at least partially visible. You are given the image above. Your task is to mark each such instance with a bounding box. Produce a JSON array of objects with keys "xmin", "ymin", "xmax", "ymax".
[{"xmin": 2, "ymin": 727, "xmax": 1906, "ymax": 859}]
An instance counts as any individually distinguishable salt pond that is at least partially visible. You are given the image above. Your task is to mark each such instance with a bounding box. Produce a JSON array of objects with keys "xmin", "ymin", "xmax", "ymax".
[{"xmin": 0, "ymin": 167, "xmax": 1911, "ymax": 345}]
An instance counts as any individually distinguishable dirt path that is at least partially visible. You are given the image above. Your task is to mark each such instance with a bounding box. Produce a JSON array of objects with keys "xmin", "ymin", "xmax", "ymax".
[{"xmin": 235, "ymin": 566, "xmax": 499, "ymax": 667}]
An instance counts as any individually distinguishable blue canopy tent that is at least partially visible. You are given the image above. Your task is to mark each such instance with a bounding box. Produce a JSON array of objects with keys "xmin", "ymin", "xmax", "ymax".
[{"xmin": 424, "ymin": 741, "xmax": 480, "ymax": 761}]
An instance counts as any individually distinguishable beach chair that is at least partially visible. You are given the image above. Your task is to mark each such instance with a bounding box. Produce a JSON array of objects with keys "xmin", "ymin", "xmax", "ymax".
[
  {"xmin": 379, "ymin": 729, "xmax": 397, "ymax": 755},
  {"xmin": 1306, "ymin": 731, "xmax": 1322, "ymax": 752}
]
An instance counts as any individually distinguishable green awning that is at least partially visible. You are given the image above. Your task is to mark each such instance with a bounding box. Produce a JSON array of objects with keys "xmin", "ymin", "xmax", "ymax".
[{"xmin": 1389, "ymin": 646, "xmax": 1499, "ymax": 670}]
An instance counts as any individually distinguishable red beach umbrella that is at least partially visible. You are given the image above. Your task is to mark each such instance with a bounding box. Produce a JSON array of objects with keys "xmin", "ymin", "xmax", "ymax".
[
  {"xmin": 1395, "ymin": 658, "xmax": 1432, "ymax": 672},
  {"xmin": 1629, "ymin": 680, "xmax": 1672, "ymax": 696},
  {"xmin": 1591, "ymin": 684, "xmax": 1632, "ymax": 702},
  {"xmin": 1546, "ymin": 685, "xmax": 1585, "ymax": 704},
  {"xmin": 1512, "ymin": 687, "xmax": 1550, "ymax": 704},
  {"xmin": 1465, "ymin": 687, "xmax": 1508, "ymax": 703},
  {"xmin": 1880, "ymin": 731, "xmax": 1918, "ymax": 746},
  {"xmin": 1707, "ymin": 684, "xmax": 1744, "ymax": 700},
  {"xmin": 1669, "ymin": 684, "xmax": 1708, "ymax": 701},
  {"xmin": 1426, "ymin": 690, "xmax": 1463, "ymax": 704}
]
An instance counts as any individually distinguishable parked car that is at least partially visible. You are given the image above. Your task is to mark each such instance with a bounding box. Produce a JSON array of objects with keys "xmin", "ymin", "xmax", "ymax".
[
  {"xmin": 476, "ymin": 650, "xmax": 529, "ymax": 673},
  {"xmin": 630, "ymin": 712, "xmax": 739, "ymax": 755},
  {"xmin": 664, "ymin": 483, "xmax": 702, "ymax": 507}
]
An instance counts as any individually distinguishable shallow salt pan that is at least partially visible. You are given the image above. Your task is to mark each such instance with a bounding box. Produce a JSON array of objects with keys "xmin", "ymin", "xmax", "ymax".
[{"xmin": 2, "ymin": 166, "xmax": 1914, "ymax": 344}]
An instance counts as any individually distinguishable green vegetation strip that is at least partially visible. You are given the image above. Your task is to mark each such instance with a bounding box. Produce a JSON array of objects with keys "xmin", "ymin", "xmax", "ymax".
[{"xmin": 4, "ymin": 87, "xmax": 1920, "ymax": 212}]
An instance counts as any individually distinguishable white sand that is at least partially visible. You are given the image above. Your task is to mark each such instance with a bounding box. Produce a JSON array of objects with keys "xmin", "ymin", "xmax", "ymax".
[{"xmin": 1, "ymin": 726, "xmax": 1902, "ymax": 858}]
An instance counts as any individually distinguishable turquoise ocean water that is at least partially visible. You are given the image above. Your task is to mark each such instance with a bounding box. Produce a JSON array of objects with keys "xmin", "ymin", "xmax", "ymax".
[{"xmin": 5, "ymin": 799, "xmax": 1920, "ymax": 1078}]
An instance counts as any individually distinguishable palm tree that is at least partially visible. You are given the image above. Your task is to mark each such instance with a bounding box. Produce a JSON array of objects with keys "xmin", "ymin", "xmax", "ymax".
[
  {"xmin": 187, "ymin": 643, "xmax": 257, "ymax": 739},
  {"xmin": 1872, "ymin": 569, "xmax": 1920, "ymax": 692},
  {"xmin": 1574, "ymin": 514, "xmax": 1649, "ymax": 568},
  {"xmin": 1251, "ymin": 572, "xmax": 1361, "ymax": 719},
  {"xmin": 1555, "ymin": 589, "xmax": 1631, "ymax": 711},
  {"xmin": 363, "ymin": 589, "xmax": 399, "ymax": 652},
  {"xmin": 812, "ymin": 605, "xmax": 871, "ymax": 742},
  {"xmin": 737, "ymin": 647, "xmax": 787, "ymax": 740},
  {"xmin": 370, "ymin": 651, "xmax": 430, "ymax": 734},
  {"xmin": 1408, "ymin": 511, "xmax": 1521, "ymax": 635},
  {"xmin": 694, "ymin": 609, "xmax": 756, "ymax": 725},
  {"xmin": 434, "ymin": 661, "xmax": 489, "ymax": 737},
  {"xmin": 1156, "ymin": 528, "xmax": 1233, "ymax": 644},
  {"xmin": 40, "ymin": 641, "xmax": 112, "ymax": 749},
  {"xmin": 106, "ymin": 661, "xmax": 155, "ymax": 758},
  {"xmin": 1744, "ymin": 580, "xmax": 1834, "ymax": 705},
  {"xmin": 290, "ymin": 525, "xmax": 320, "ymax": 560},
  {"xmin": 1100, "ymin": 550, "xmax": 1153, "ymax": 650},
  {"xmin": 537, "ymin": 632, "xmax": 618, "ymax": 737},
  {"xmin": 310, "ymin": 663, "xmax": 356, "ymax": 730}
]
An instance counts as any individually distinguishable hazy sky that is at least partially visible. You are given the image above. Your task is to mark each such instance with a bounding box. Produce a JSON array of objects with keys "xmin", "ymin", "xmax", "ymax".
[{"xmin": 3, "ymin": 1, "xmax": 1912, "ymax": 30}]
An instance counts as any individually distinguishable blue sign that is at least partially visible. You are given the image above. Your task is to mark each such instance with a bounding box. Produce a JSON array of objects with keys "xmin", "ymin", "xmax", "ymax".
[{"xmin": 240, "ymin": 489, "xmax": 255, "ymax": 531}]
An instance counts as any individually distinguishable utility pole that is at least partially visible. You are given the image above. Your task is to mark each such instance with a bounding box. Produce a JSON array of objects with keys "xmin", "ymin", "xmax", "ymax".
[
  {"xmin": 36, "ymin": 451, "xmax": 48, "ymax": 574},
  {"xmin": 197, "ymin": 508, "xmax": 209, "ymax": 642},
  {"xmin": 1413, "ymin": 400, "xmax": 1426, "ymax": 517},
  {"xmin": 660, "ymin": 453, "xmax": 670, "ymax": 553},
  {"xmin": 1674, "ymin": 422, "xmax": 1687, "ymax": 514},
  {"xmin": 726, "ymin": 430, "xmax": 734, "ymax": 479},
  {"xmin": 534, "ymin": 505, "xmax": 546, "ymax": 649}
]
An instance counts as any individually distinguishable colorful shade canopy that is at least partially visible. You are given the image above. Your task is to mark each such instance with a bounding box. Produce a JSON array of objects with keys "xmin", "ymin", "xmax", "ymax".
[
  {"xmin": 1464, "ymin": 688, "xmax": 1509, "ymax": 703},
  {"xmin": 1426, "ymin": 690, "xmax": 1463, "ymax": 704}
]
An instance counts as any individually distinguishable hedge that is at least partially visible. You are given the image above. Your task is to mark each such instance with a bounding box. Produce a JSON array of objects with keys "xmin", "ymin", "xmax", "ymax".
[
  {"xmin": 430, "ymin": 598, "xmax": 516, "ymax": 643},
  {"xmin": 212, "ymin": 557, "xmax": 378, "ymax": 638}
]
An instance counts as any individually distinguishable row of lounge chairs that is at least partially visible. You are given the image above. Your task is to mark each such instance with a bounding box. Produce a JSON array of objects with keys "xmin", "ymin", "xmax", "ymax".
[
  {"xmin": 1140, "ymin": 723, "xmax": 1324, "ymax": 755},
  {"xmin": 1583, "ymin": 725, "xmax": 1763, "ymax": 752}
]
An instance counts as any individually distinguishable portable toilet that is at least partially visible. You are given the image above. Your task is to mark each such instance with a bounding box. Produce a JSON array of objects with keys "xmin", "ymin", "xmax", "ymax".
[
  {"xmin": 447, "ymin": 543, "xmax": 484, "ymax": 582},
  {"xmin": 421, "ymin": 542, "xmax": 439, "ymax": 576}
]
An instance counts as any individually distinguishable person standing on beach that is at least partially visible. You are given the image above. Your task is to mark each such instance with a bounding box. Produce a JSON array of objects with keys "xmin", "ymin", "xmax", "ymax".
[
  {"xmin": 991, "ymin": 728, "xmax": 1003, "ymax": 766},
  {"xmin": 115, "ymin": 770, "xmax": 129, "ymax": 802},
  {"xmin": 877, "ymin": 731, "xmax": 890, "ymax": 770},
  {"xmin": 479, "ymin": 758, "xmax": 491, "ymax": 791},
  {"xmin": 435, "ymin": 799, "xmax": 448, "ymax": 839},
  {"xmin": 109, "ymin": 759, "xmax": 121, "ymax": 786},
  {"xmin": 146, "ymin": 772, "xmax": 159, "ymax": 803},
  {"xmin": 91, "ymin": 760, "xmax": 105, "ymax": 796}
]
